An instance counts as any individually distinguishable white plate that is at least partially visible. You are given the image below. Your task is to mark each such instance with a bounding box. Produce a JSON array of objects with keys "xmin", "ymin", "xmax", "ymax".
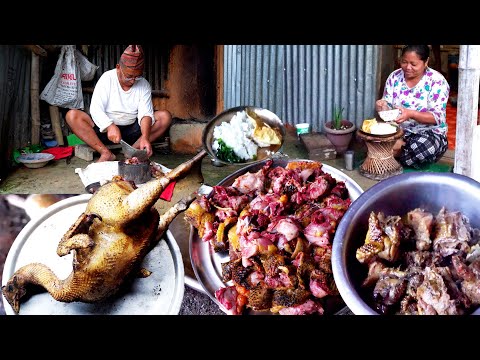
[{"xmin": 2, "ymin": 194, "xmax": 184, "ymax": 315}]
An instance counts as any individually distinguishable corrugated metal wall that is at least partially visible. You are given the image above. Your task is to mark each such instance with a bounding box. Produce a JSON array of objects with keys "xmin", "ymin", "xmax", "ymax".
[
  {"xmin": 0, "ymin": 45, "xmax": 31, "ymax": 181},
  {"xmin": 223, "ymin": 45, "xmax": 379, "ymax": 132}
]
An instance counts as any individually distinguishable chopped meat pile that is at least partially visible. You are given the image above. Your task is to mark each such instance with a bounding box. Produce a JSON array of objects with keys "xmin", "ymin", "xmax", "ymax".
[
  {"xmin": 186, "ymin": 160, "xmax": 352, "ymax": 315},
  {"xmin": 357, "ymin": 207, "xmax": 480, "ymax": 315}
]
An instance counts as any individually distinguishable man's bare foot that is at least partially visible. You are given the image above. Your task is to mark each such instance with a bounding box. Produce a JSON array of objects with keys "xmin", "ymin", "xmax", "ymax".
[{"xmin": 96, "ymin": 151, "xmax": 116, "ymax": 163}]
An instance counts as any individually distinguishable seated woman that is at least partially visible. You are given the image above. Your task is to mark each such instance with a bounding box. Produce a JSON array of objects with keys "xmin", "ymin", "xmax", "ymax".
[{"xmin": 376, "ymin": 45, "xmax": 450, "ymax": 169}]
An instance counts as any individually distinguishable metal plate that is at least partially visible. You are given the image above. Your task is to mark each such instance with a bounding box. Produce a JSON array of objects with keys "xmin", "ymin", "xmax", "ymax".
[
  {"xmin": 202, "ymin": 106, "xmax": 286, "ymax": 166},
  {"xmin": 2, "ymin": 194, "xmax": 184, "ymax": 315},
  {"xmin": 189, "ymin": 158, "xmax": 364, "ymax": 314}
]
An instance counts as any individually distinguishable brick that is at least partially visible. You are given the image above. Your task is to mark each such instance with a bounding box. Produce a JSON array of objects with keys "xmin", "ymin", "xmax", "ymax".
[
  {"xmin": 300, "ymin": 132, "xmax": 335, "ymax": 151},
  {"xmin": 74, "ymin": 144, "xmax": 121, "ymax": 161},
  {"xmin": 74, "ymin": 144, "xmax": 94, "ymax": 161}
]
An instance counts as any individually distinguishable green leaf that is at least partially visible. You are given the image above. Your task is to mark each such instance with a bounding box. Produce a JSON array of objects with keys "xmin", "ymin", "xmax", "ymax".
[{"xmin": 216, "ymin": 139, "xmax": 243, "ymax": 163}]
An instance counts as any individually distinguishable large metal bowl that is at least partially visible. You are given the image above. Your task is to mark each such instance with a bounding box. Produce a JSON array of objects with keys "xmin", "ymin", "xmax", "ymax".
[
  {"xmin": 332, "ymin": 172, "xmax": 480, "ymax": 315},
  {"xmin": 202, "ymin": 106, "xmax": 286, "ymax": 166}
]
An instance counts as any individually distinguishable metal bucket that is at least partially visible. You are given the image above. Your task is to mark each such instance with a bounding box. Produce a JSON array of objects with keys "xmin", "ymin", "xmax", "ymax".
[{"xmin": 118, "ymin": 161, "xmax": 152, "ymax": 184}]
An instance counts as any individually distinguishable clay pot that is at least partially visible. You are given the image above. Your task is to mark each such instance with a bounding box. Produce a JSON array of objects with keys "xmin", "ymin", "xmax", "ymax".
[{"xmin": 323, "ymin": 120, "xmax": 356, "ymax": 154}]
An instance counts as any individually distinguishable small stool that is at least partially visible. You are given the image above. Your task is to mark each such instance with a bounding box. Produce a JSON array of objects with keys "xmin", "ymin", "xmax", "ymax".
[{"xmin": 356, "ymin": 128, "xmax": 404, "ymax": 180}]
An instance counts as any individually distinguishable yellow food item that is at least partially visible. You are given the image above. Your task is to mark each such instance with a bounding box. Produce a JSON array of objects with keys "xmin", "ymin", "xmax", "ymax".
[
  {"xmin": 362, "ymin": 118, "xmax": 378, "ymax": 133},
  {"xmin": 246, "ymin": 110, "xmax": 282, "ymax": 147},
  {"xmin": 253, "ymin": 124, "xmax": 282, "ymax": 147}
]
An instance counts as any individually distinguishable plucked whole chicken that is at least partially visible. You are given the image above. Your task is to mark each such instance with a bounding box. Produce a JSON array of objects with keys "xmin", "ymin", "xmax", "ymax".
[{"xmin": 2, "ymin": 150, "xmax": 206, "ymax": 314}]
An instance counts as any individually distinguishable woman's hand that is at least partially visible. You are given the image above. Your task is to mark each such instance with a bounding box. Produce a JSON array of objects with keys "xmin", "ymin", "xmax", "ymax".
[
  {"xmin": 394, "ymin": 107, "xmax": 411, "ymax": 124},
  {"xmin": 375, "ymin": 99, "xmax": 390, "ymax": 112}
]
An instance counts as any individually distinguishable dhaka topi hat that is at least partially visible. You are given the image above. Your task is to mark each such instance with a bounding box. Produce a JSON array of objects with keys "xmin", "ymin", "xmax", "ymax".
[{"xmin": 120, "ymin": 45, "xmax": 144, "ymax": 71}]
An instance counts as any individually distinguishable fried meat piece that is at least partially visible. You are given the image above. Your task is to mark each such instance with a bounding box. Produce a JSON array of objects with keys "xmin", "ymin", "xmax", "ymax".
[
  {"xmin": 247, "ymin": 286, "xmax": 274, "ymax": 311},
  {"xmin": 272, "ymin": 288, "xmax": 311, "ymax": 308},
  {"xmin": 406, "ymin": 208, "xmax": 434, "ymax": 251}
]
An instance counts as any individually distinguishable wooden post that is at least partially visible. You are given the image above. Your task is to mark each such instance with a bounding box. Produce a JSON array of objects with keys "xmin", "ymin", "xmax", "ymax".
[
  {"xmin": 30, "ymin": 52, "xmax": 41, "ymax": 145},
  {"xmin": 215, "ymin": 45, "xmax": 224, "ymax": 114},
  {"xmin": 454, "ymin": 45, "xmax": 480, "ymax": 177},
  {"xmin": 49, "ymin": 105, "xmax": 64, "ymax": 146}
]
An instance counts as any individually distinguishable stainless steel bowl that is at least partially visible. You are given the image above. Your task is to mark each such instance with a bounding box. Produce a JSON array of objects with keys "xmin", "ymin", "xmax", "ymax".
[
  {"xmin": 202, "ymin": 106, "xmax": 286, "ymax": 166},
  {"xmin": 332, "ymin": 172, "xmax": 480, "ymax": 315}
]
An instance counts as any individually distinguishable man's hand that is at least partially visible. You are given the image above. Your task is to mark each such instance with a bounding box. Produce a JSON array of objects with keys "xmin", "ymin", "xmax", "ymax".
[
  {"xmin": 106, "ymin": 124, "xmax": 121, "ymax": 143},
  {"xmin": 137, "ymin": 135, "xmax": 153, "ymax": 157}
]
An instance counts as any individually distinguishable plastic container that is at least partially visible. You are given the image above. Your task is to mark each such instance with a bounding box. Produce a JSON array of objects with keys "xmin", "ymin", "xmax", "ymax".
[
  {"xmin": 295, "ymin": 123, "xmax": 310, "ymax": 137},
  {"xmin": 344, "ymin": 150, "xmax": 354, "ymax": 171}
]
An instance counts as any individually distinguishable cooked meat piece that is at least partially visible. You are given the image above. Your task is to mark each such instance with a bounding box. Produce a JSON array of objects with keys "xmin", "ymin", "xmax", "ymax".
[
  {"xmin": 231, "ymin": 262, "xmax": 253, "ymax": 290},
  {"xmin": 232, "ymin": 168, "xmax": 266, "ymax": 195},
  {"xmin": 417, "ymin": 298, "xmax": 437, "ymax": 315},
  {"xmin": 313, "ymin": 246, "xmax": 333, "ymax": 273},
  {"xmin": 330, "ymin": 182, "xmax": 348, "ymax": 200},
  {"xmin": 436, "ymin": 266, "xmax": 470, "ymax": 311},
  {"xmin": 379, "ymin": 214, "xmax": 403, "ymax": 262},
  {"xmin": 362, "ymin": 260, "xmax": 388, "ymax": 287},
  {"xmin": 309, "ymin": 269, "xmax": 338, "ymax": 298},
  {"xmin": 185, "ymin": 199, "xmax": 213, "ymax": 232},
  {"xmin": 295, "ymin": 253, "xmax": 316, "ymax": 289},
  {"xmin": 356, "ymin": 212, "xmax": 386, "ymax": 264},
  {"xmin": 399, "ymin": 295, "xmax": 419, "ymax": 315},
  {"xmin": 466, "ymin": 244, "xmax": 480, "ymax": 264},
  {"xmin": 406, "ymin": 208, "xmax": 434, "ymax": 251},
  {"xmin": 221, "ymin": 258, "xmax": 242, "ymax": 282},
  {"xmin": 247, "ymin": 286, "xmax": 273, "ymax": 311},
  {"xmin": 272, "ymin": 288, "xmax": 311, "ymax": 307},
  {"xmin": 215, "ymin": 285, "xmax": 247, "ymax": 315},
  {"xmin": 451, "ymin": 255, "xmax": 480, "ymax": 305},
  {"xmin": 404, "ymin": 250, "xmax": 433, "ymax": 268},
  {"xmin": 433, "ymin": 207, "xmax": 471, "ymax": 257},
  {"xmin": 261, "ymin": 254, "xmax": 286, "ymax": 277},
  {"xmin": 373, "ymin": 272, "xmax": 407, "ymax": 310},
  {"xmin": 357, "ymin": 212, "xmax": 404, "ymax": 264},
  {"xmin": 278, "ymin": 299, "xmax": 324, "ymax": 315},
  {"xmin": 416, "ymin": 266, "xmax": 460, "ymax": 315},
  {"xmin": 405, "ymin": 272, "xmax": 424, "ymax": 297},
  {"xmin": 212, "ymin": 227, "xmax": 229, "ymax": 252}
]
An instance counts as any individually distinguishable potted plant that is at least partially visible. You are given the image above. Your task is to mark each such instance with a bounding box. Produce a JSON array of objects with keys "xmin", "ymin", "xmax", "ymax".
[{"xmin": 324, "ymin": 105, "xmax": 356, "ymax": 154}]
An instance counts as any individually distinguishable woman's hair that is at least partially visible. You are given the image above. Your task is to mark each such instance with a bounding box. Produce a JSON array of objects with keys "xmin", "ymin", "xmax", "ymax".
[{"xmin": 401, "ymin": 45, "xmax": 430, "ymax": 62}]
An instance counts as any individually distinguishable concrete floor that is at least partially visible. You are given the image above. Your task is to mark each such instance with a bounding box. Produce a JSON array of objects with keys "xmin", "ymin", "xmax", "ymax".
[{"xmin": 0, "ymin": 130, "xmax": 378, "ymax": 194}]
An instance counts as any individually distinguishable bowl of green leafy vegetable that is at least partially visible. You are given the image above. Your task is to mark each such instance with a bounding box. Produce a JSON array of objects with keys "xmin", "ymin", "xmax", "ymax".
[{"xmin": 203, "ymin": 106, "xmax": 286, "ymax": 166}]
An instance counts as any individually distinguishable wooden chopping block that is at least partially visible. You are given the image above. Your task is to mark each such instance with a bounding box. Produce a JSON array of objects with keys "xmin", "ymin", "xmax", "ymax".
[{"xmin": 300, "ymin": 132, "xmax": 337, "ymax": 160}]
